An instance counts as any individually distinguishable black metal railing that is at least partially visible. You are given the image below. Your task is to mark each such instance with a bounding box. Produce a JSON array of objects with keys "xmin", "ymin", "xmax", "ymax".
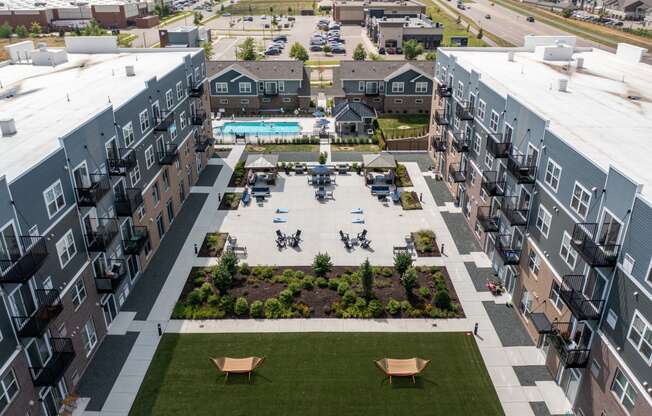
[
  {"xmin": 507, "ymin": 154, "xmax": 537, "ymax": 184},
  {"xmin": 29, "ymin": 338, "xmax": 75, "ymax": 386},
  {"xmin": 189, "ymin": 83, "xmax": 204, "ymax": 97},
  {"xmin": 157, "ymin": 143, "xmax": 179, "ymax": 165},
  {"xmin": 75, "ymin": 174, "xmax": 111, "ymax": 207},
  {"xmin": 12, "ymin": 289, "xmax": 63, "ymax": 338},
  {"xmin": 365, "ymin": 87, "xmax": 379, "ymax": 96},
  {"xmin": 549, "ymin": 324, "xmax": 591, "ymax": 369},
  {"xmin": 481, "ymin": 171, "xmax": 506, "ymax": 197},
  {"xmin": 559, "ymin": 274, "xmax": 605, "ymax": 321},
  {"xmin": 477, "ymin": 206, "xmax": 501, "ymax": 232},
  {"xmin": 448, "ymin": 163, "xmax": 466, "ymax": 183},
  {"xmin": 114, "ymin": 188, "xmax": 143, "ymax": 217},
  {"xmin": 432, "ymin": 134, "xmax": 447, "ymax": 152},
  {"xmin": 195, "ymin": 135, "xmax": 214, "ymax": 153},
  {"xmin": 571, "ymin": 223, "xmax": 620, "ymax": 267},
  {"xmin": 436, "ymin": 84, "xmax": 452, "ymax": 98},
  {"xmin": 496, "ymin": 233, "xmax": 521, "ymax": 265},
  {"xmin": 434, "ymin": 110, "xmax": 450, "ymax": 126},
  {"xmin": 107, "ymin": 149, "xmax": 137, "ymax": 176},
  {"xmin": 123, "ymin": 226, "xmax": 149, "ymax": 255},
  {"xmin": 455, "ymin": 101, "xmax": 474, "ymax": 120},
  {"xmin": 486, "ymin": 133, "xmax": 511, "ymax": 158},
  {"xmin": 451, "ymin": 131, "xmax": 471, "ymax": 153},
  {"xmin": 190, "ymin": 112, "xmax": 206, "ymax": 126},
  {"xmin": 0, "ymin": 235, "xmax": 48, "ymax": 284},
  {"xmin": 501, "ymin": 196, "xmax": 529, "ymax": 226},
  {"xmin": 154, "ymin": 111, "xmax": 175, "ymax": 132},
  {"xmin": 95, "ymin": 259, "xmax": 128, "ymax": 294},
  {"xmin": 85, "ymin": 219, "xmax": 119, "ymax": 252}
]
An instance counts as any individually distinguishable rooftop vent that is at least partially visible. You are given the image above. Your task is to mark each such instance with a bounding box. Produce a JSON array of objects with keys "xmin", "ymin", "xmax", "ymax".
[
  {"xmin": 576, "ymin": 57, "xmax": 584, "ymax": 69},
  {"xmin": 557, "ymin": 78, "xmax": 568, "ymax": 92},
  {"xmin": 507, "ymin": 51, "xmax": 514, "ymax": 62},
  {"xmin": 125, "ymin": 65, "xmax": 135, "ymax": 77},
  {"xmin": 0, "ymin": 116, "xmax": 16, "ymax": 137}
]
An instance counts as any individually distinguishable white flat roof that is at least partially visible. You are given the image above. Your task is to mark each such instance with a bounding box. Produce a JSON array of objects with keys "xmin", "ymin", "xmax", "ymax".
[
  {"xmin": 0, "ymin": 0, "xmax": 146, "ymax": 11},
  {"xmin": 440, "ymin": 46, "xmax": 652, "ymax": 199},
  {"xmin": 0, "ymin": 48, "xmax": 200, "ymax": 183}
]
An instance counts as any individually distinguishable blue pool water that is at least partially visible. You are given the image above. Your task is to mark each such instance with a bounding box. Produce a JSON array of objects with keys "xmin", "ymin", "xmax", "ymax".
[{"xmin": 216, "ymin": 121, "xmax": 301, "ymax": 136}]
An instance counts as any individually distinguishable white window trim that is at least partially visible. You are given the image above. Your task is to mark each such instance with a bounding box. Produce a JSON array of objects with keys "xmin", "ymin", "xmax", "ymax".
[
  {"xmin": 544, "ymin": 158, "xmax": 562, "ymax": 192},
  {"xmin": 122, "ymin": 122, "xmax": 134, "ymax": 147},
  {"xmin": 139, "ymin": 109, "xmax": 150, "ymax": 133},
  {"xmin": 489, "ymin": 110, "xmax": 500, "ymax": 132},
  {"xmin": 392, "ymin": 82, "xmax": 404, "ymax": 93},
  {"xmin": 56, "ymin": 230, "xmax": 77, "ymax": 269},
  {"xmin": 0, "ymin": 368, "xmax": 19, "ymax": 412},
  {"xmin": 43, "ymin": 180, "xmax": 66, "ymax": 219},
  {"xmin": 611, "ymin": 368, "xmax": 637, "ymax": 413},
  {"xmin": 570, "ymin": 181, "xmax": 592, "ymax": 220},
  {"xmin": 560, "ymin": 231, "xmax": 578, "ymax": 270},
  {"xmin": 71, "ymin": 277, "xmax": 87, "ymax": 311},
  {"xmin": 238, "ymin": 82, "xmax": 252, "ymax": 94},
  {"xmin": 216, "ymin": 82, "xmax": 228, "ymax": 93},
  {"xmin": 145, "ymin": 146, "xmax": 155, "ymax": 169},
  {"xmin": 415, "ymin": 81, "xmax": 428, "ymax": 94},
  {"xmin": 549, "ymin": 281, "xmax": 563, "ymax": 312},
  {"xmin": 627, "ymin": 310, "xmax": 652, "ymax": 365},
  {"xmin": 536, "ymin": 204, "xmax": 552, "ymax": 238},
  {"xmin": 165, "ymin": 89, "xmax": 174, "ymax": 109},
  {"xmin": 476, "ymin": 99, "xmax": 486, "ymax": 121}
]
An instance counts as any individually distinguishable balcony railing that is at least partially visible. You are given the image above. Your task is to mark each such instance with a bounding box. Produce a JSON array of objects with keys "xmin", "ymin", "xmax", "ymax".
[
  {"xmin": 154, "ymin": 111, "xmax": 175, "ymax": 132},
  {"xmin": 75, "ymin": 174, "xmax": 111, "ymax": 207},
  {"xmin": 157, "ymin": 143, "xmax": 179, "ymax": 165},
  {"xmin": 486, "ymin": 133, "xmax": 511, "ymax": 158},
  {"xmin": 481, "ymin": 171, "xmax": 506, "ymax": 197},
  {"xmin": 107, "ymin": 149, "xmax": 137, "ymax": 176},
  {"xmin": 364, "ymin": 87, "xmax": 379, "ymax": 96},
  {"xmin": 436, "ymin": 84, "xmax": 452, "ymax": 98},
  {"xmin": 507, "ymin": 154, "xmax": 537, "ymax": 184},
  {"xmin": 95, "ymin": 259, "xmax": 128, "ymax": 294},
  {"xmin": 571, "ymin": 223, "xmax": 620, "ymax": 267},
  {"xmin": 448, "ymin": 163, "xmax": 466, "ymax": 183},
  {"xmin": 451, "ymin": 131, "xmax": 471, "ymax": 153},
  {"xmin": 476, "ymin": 206, "xmax": 501, "ymax": 232},
  {"xmin": 549, "ymin": 326, "xmax": 591, "ymax": 369},
  {"xmin": 559, "ymin": 274, "xmax": 605, "ymax": 321},
  {"xmin": 195, "ymin": 135, "xmax": 214, "ymax": 153},
  {"xmin": 190, "ymin": 112, "xmax": 207, "ymax": 126},
  {"xmin": 11, "ymin": 289, "xmax": 63, "ymax": 338},
  {"xmin": 85, "ymin": 219, "xmax": 119, "ymax": 253},
  {"xmin": 432, "ymin": 135, "xmax": 447, "ymax": 152},
  {"xmin": 496, "ymin": 233, "xmax": 521, "ymax": 265},
  {"xmin": 29, "ymin": 338, "xmax": 75, "ymax": 386},
  {"xmin": 501, "ymin": 196, "xmax": 529, "ymax": 226},
  {"xmin": 114, "ymin": 188, "xmax": 143, "ymax": 217},
  {"xmin": 189, "ymin": 83, "xmax": 204, "ymax": 97},
  {"xmin": 455, "ymin": 101, "xmax": 474, "ymax": 120},
  {"xmin": 434, "ymin": 110, "xmax": 450, "ymax": 126},
  {"xmin": 0, "ymin": 235, "xmax": 48, "ymax": 284},
  {"xmin": 123, "ymin": 226, "xmax": 149, "ymax": 255}
]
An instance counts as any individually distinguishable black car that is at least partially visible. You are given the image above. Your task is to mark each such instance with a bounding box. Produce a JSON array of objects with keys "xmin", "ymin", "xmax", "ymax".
[
  {"xmin": 310, "ymin": 45, "xmax": 323, "ymax": 52},
  {"xmin": 526, "ymin": 16, "xmax": 535, "ymax": 22},
  {"xmin": 264, "ymin": 48, "xmax": 281, "ymax": 55},
  {"xmin": 243, "ymin": 16, "xmax": 253, "ymax": 22},
  {"xmin": 378, "ymin": 47, "xmax": 386, "ymax": 55},
  {"xmin": 273, "ymin": 35, "xmax": 288, "ymax": 42}
]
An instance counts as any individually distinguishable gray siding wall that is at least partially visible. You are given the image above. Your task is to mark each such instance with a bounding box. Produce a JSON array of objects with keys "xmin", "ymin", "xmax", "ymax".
[
  {"xmin": 0, "ymin": 296, "xmax": 18, "ymax": 367},
  {"xmin": 620, "ymin": 197, "xmax": 652, "ymax": 285},
  {"xmin": 209, "ymin": 70, "xmax": 302, "ymax": 96},
  {"xmin": 385, "ymin": 69, "xmax": 432, "ymax": 95}
]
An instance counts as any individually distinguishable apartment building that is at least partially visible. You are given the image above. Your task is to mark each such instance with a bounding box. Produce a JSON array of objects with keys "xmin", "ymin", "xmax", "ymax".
[
  {"xmin": 0, "ymin": 37, "xmax": 212, "ymax": 415},
  {"xmin": 332, "ymin": 60, "xmax": 435, "ymax": 114},
  {"xmin": 429, "ymin": 36, "xmax": 652, "ymax": 415}
]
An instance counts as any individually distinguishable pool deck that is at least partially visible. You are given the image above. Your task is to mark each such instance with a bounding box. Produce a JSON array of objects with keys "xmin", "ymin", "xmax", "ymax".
[{"xmin": 213, "ymin": 117, "xmax": 335, "ymax": 141}]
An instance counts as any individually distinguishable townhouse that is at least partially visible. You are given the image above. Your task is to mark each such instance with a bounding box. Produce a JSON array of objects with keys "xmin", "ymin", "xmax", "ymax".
[
  {"xmin": 0, "ymin": 37, "xmax": 212, "ymax": 415},
  {"xmin": 430, "ymin": 36, "xmax": 652, "ymax": 415},
  {"xmin": 206, "ymin": 61, "xmax": 311, "ymax": 117},
  {"xmin": 332, "ymin": 60, "xmax": 435, "ymax": 114}
]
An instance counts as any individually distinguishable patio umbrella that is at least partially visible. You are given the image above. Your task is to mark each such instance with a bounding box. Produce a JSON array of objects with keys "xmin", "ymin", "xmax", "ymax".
[
  {"xmin": 311, "ymin": 165, "xmax": 330, "ymax": 175},
  {"xmin": 315, "ymin": 118, "xmax": 330, "ymax": 126},
  {"xmin": 312, "ymin": 111, "xmax": 326, "ymax": 118}
]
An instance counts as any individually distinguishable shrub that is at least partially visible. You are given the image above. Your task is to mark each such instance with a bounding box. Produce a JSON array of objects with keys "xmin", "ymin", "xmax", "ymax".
[
  {"xmin": 355, "ymin": 297, "xmax": 367, "ymax": 309},
  {"xmin": 381, "ymin": 267, "xmax": 393, "ymax": 277},
  {"xmin": 359, "ymin": 259, "xmax": 374, "ymax": 299},
  {"xmin": 337, "ymin": 281, "xmax": 350, "ymax": 296},
  {"xmin": 342, "ymin": 289, "xmax": 356, "ymax": 305},
  {"xmin": 234, "ymin": 297, "xmax": 249, "ymax": 316},
  {"xmin": 187, "ymin": 289, "xmax": 203, "ymax": 305},
  {"xmin": 279, "ymin": 289, "xmax": 294, "ymax": 305},
  {"xmin": 264, "ymin": 298, "xmax": 284, "ymax": 319},
  {"xmin": 401, "ymin": 267, "xmax": 418, "ymax": 296},
  {"xmin": 283, "ymin": 269, "xmax": 295, "ymax": 279},
  {"xmin": 302, "ymin": 276, "xmax": 315, "ymax": 290},
  {"xmin": 316, "ymin": 277, "xmax": 328, "ymax": 288},
  {"xmin": 250, "ymin": 300, "xmax": 264, "ymax": 318},
  {"xmin": 287, "ymin": 281, "xmax": 302, "ymax": 296},
  {"xmin": 239, "ymin": 262, "xmax": 251, "ymax": 275},
  {"xmin": 294, "ymin": 271, "xmax": 305, "ymax": 280},
  {"xmin": 313, "ymin": 252, "xmax": 333, "ymax": 277},
  {"xmin": 219, "ymin": 295, "xmax": 234, "ymax": 314},
  {"xmin": 386, "ymin": 298, "xmax": 401, "ymax": 315},
  {"xmin": 193, "ymin": 306, "xmax": 225, "ymax": 319},
  {"xmin": 0, "ymin": 23, "xmax": 12, "ymax": 38},
  {"xmin": 212, "ymin": 264, "xmax": 233, "ymax": 295},
  {"xmin": 220, "ymin": 250, "xmax": 239, "ymax": 276},
  {"xmin": 435, "ymin": 289, "xmax": 452, "ymax": 310},
  {"xmin": 198, "ymin": 282, "xmax": 213, "ymax": 300},
  {"xmin": 319, "ymin": 152, "xmax": 327, "ymax": 164},
  {"xmin": 394, "ymin": 250, "xmax": 413, "ymax": 276},
  {"xmin": 328, "ymin": 278, "xmax": 340, "ymax": 290},
  {"xmin": 368, "ymin": 300, "xmax": 383, "ymax": 317},
  {"xmin": 207, "ymin": 294, "xmax": 221, "ymax": 306},
  {"xmin": 295, "ymin": 302, "xmax": 311, "ymax": 318},
  {"xmin": 193, "ymin": 275, "xmax": 207, "ymax": 287},
  {"xmin": 419, "ymin": 287, "xmax": 432, "ymax": 298},
  {"xmin": 15, "ymin": 25, "xmax": 28, "ymax": 38}
]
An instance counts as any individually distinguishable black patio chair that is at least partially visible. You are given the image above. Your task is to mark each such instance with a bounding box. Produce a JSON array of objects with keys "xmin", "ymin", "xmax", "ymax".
[
  {"xmin": 357, "ymin": 229, "xmax": 368, "ymax": 241},
  {"xmin": 276, "ymin": 238, "xmax": 286, "ymax": 249},
  {"xmin": 339, "ymin": 230, "xmax": 350, "ymax": 241},
  {"xmin": 344, "ymin": 239, "xmax": 353, "ymax": 250},
  {"xmin": 360, "ymin": 239, "xmax": 371, "ymax": 249},
  {"xmin": 293, "ymin": 230, "xmax": 302, "ymax": 243},
  {"xmin": 276, "ymin": 230, "xmax": 286, "ymax": 241}
]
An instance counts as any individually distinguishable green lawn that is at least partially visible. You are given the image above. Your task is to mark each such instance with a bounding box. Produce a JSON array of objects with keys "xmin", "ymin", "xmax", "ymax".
[
  {"xmin": 377, "ymin": 115, "xmax": 430, "ymax": 131},
  {"xmin": 130, "ymin": 332, "xmax": 503, "ymax": 416},
  {"xmin": 224, "ymin": 0, "xmax": 316, "ymax": 15}
]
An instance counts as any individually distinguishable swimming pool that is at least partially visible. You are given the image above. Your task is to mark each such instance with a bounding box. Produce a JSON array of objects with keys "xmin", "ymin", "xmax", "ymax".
[{"xmin": 215, "ymin": 121, "xmax": 302, "ymax": 136}]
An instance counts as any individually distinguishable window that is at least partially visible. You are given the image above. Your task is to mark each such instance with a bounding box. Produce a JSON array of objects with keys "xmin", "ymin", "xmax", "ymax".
[
  {"xmin": 145, "ymin": 146, "xmax": 155, "ymax": 169},
  {"xmin": 455, "ymin": 81, "xmax": 463, "ymax": 99},
  {"xmin": 394, "ymin": 99, "xmax": 403, "ymax": 104},
  {"xmin": 606, "ymin": 309, "xmax": 618, "ymax": 330},
  {"xmin": 571, "ymin": 182, "xmax": 591, "ymax": 218},
  {"xmin": 122, "ymin": 122, "xmax": 134, "ymax": 147},
  {"xmin": 170, "ymin": 122, "xmax": 177, "ymax": 140},
  {"xmin": 81, "ymin": 319, "xmax": 98, "ymax": 356},
  {"xmin": 549, "ymin": 281, "xmax": 563, "ymax": 310},
  {"xmin": 156, "ymin": 214, "xmax": 165, "ymax": 239},
  {"xmin": 489, "ymin": 110, "xmax": 499, "ymax": 132},
  {"xmin": 152, "ymin": 183, "xmax": 160, "ymax": 206},
  {"xmin": 219, "ymin": 99, "xmax": 228, "ymax": 104},
  {"xmin": 44, "ymin": 180, "xmax": 65, "ymax": 218},
  {"xmin": 176, "ymin": 81, "xmax": 184, "ymax": 100},
  {"xmin": 129, "ymin": 161, "xmax": 141, "ymax": 186},
  {"xmin": 179, "ymin": 111, "xmax": 186, "ymax": 130},
  {"xmin": 484, "ymin": 153, "xmax": 494, "ymax": 170},
  {"xmin": 477, "ymin": 100, "xmax": 486, "ymax": 120},
  {"xmin": 358, "ymin": 81, "xmax": 364, "ymax": 92},
  {"xmin": 278, "ymin": 81, "xmax": 284, "ymax": 92},
  {"xmin": 415, "ymin": 98, "xmax": 423, "ymax": 104},
  {"xmin": 162, "ymin": 169, "xmax": 170, "ymax": 191},
  {"xmin": 528, "ymin": 250, "xmax": 540, "ymax": 276},
  {"xmin": 71, "ymin": 277, "xmax": 87, "ymax": 309},
  {"xmin": 473, "ymin": 133, "xmax": 481, "ymax": 154},
  {"xmin": 560, "ymin": 232, "xmax": 578, "ymax": 269},
  {"xmin": 611, "ymin": 368, "xmax": 637, "ymax": 412},
  {"xmin": 239, "ymin": 82, "xmax": 252, "ymax": 94},
  {"xmin": 137, "ymin": 205, "xmax": 145, "ymax": 221},
  {"xmin": 282, "ymin": 97, "xmax": 292, "ymax": 103},
  {"xmin": 590, "ymin": 359, "xmax": 601, "ymax": 378},
  {"xmin": 622, "ymin": 253, "xmax": 635, "ymax": 274},
  {"xmin": 262, "ymin": 98, "xmax": 271, "ymax": 103},
  {"xmin": 391, "ymin": 82, "xmax": 404, "ymax": 93},
  {"xmin": 415, "ymin": 81, "xmax": 428, "ymax": 94},
  {"xmin": 468, "ymin": 168, "xmax": 476, "ymax": 185},
  {"xmin": 216, "ymin": 82, "xmax": 228, "ymax": 93},
  {"xmin": 453, "ymin": 116, "xmax": 460, "ymax": 131},
  {"xmin": 56, "ymin": 230, "xmax": 77, "ymax": 268},
  {"xmin": 240, "ymin": 99, "xmax": 249, "ymax": 105},
  {"xmin": 627, "ymin": 311, "xmax": 652, "ymax": 364},
  {"xmin": 0, "ymin": 369, "xmax": 18, "ymax": 413},
  {"xmin": 536, "ymin": 205, "xmax": 552, "ymax": 238},
  {"xmin": 544, "ymin": 159, "xmax": 561, "ymax": 191},
  {"xmin": 480, "ymin": 188, "xmax": 488, "ymax": 202},
  {"xmin": 139, "ymin": 109, "xmax": 149, "ymax": 133},
  {"xmin": 165, "ymin": 89, "xmax": 174, "ymax": 108}
]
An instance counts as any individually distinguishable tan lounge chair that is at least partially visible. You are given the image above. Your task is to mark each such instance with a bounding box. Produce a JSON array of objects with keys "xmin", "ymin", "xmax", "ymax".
[
  {"xmin": 375, "ymin": 358, "xmax": 430, "ymax": 384},
  {"xmin": 209, "ymin": 356, "xmax": 265, "ymax": 382}
]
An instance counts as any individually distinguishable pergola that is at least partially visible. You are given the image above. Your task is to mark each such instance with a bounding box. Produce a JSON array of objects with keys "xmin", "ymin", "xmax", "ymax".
[
  {"xmin": 362, "ymin": 152, "xmax": 396, "ymax": 185},
  {"xmin": 245, "ymin": 154, "xmax": 279, "ymax": 185}
]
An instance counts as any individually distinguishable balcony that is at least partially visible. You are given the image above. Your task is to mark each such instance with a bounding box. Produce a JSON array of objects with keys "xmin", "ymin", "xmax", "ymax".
[
  {"xmin": 496, "ymin": 234, "xmax": 521, "ymax": 265},
  {"xmin": 451, "ymin": 131, "xmax": 471, "ymax": 153},
  {"xmin": 264, "ymin": 86, "xmax": 278, "ymax": 96},
  {"xmin": 191, "ymin": 112, "xmax": 206, "ymax": 126},
  {"xmin": 195, "ymin": 135, "xmax": 214, "ymax": 153},
  {"xmin": 570, "ymin": 223, "xmax": 620, "ymax": 267},
  {"xmin": 107, "ymin": 149, "xmax": 137, "ymax": 176},
  {"xmin": 154, "ymin": 111, "xmax": 175, "ymax": 132},
  {"xmin": 559, "ymin": 274, "xmax": 605, "ymax": 321},
  {"xmin": 486, "ymin": 133, "xmax": 511, "ymax": 158},
  {"xmin": 75, "ymin": 174, "xmax": 110, "ymax": 207},
  {"xmin": 476, "ymin": 206, "xmax": 501, "ymax": 233},
  {"xmin": 11, "ymin": 289, "xmax": 63, "ymax": 338},
  {"xmin": 481, "ymin": 171, "xmax": 506, "ymax": 197},
  {"xmin": 455, "ymin": 101, "xmax": 474, "ymax": 120},
  {"xmin": 189, "ymin": 83, "xmax": 204, "ymax": 98},
  {"xmin": 123, "ymin": 226, "xmax": 149, "ymax": 255},
  {"xmin": 502, "ymin": 196, "xmax": 529, "ymax": 227},
  {"xmin": 364, "ymin": 87, "xmax": 379, "ymax": 96},
  {"xmin": 507, "ymin": 153, "xmax": 537, "ymax": 184},
  {"xmin": 448, "ymin": 163, "xmax": 466, "ymax": 183},
  {"xmin": 436, "ymin": 84, "xmax": 452, "ymax": 98},
  {"xmin": 549, "ymin": 330, "xmax": 591, "ymax": 369},
  {"xmin": 85, "ymin": 219, "xmax": 119, "ymax": 253},
  {"xmin": 95, "ymin": 259, "xmax": 128, "ymax": 294},
  {"xmin": 434, "ymin": 110, "xmax": 450, "ymax": 126},
  {"xmin": 114, "ymin": 188, "xmax": 143, "ymax": 217},
  {"xmin": 0, "ymin": 235, "xmax": 48, "ymax": 284},
  {"xmin": 29, "ymin": 338, "xmax": 75, "ymax": 386},
  {"xmin": 157, "ymin": 143, "xmax": 179, "ymax": 165},
  {"xmin": 432, "ymin": 135, "xmax": 447, "ymax": 152}
]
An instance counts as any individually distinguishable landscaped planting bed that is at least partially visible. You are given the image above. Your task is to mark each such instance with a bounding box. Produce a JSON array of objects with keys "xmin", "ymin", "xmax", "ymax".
[
  {"xmin": 172, "ymin": 253, "xmax": 463, "ymax": 320},
  {"xmin": 395, "ymin": 163, "xmax": 413, "ymax": 187},
  {"xmin": 198, "ymin": 233, "xmax": 228, "ymax": 257},
  {"xmin": 411, "ymin": 230, "xmax": 441, "ymax": 257},
  {"xmin": 227, "ymin": 160, "xmax": 246, "ymax": 187},
  {"xmin": 400, "ymin": 191, "xmax": 422, "ymax": 210},
  {"xmin": 218, "ymin": 192, "xmax": 242, "ymax": 210}
]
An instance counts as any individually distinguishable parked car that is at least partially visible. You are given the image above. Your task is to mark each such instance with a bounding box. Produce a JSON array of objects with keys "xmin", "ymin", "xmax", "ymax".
[
  {"xmin": 265, "ymin": 47, "xmax": 281, "ymax": 55},
  {"xmin": 288, "ymin": 16, "xmax": 296, "ymax": 21},
  {"xmin": 526, "ymin": 16, "xmax": 534, "ymax": 22},
  {"xmin": 310, "ymin": 45, "xmax": 323, "ymax": 52},
  {"xmin": 311, "ymin": 38, "xmax": 326, "ymax": 46},
  {"xmin": 378, "ymin": 47, "xmax": 386, "ymax": 54},
  {"xmin": 261, "ymin": 15, "xmax": 267, "ymax": 19},
  {"xmin": 331, "ymin": 45, "xmax": 346, "ymax": 54},
  {"xmin": 243, "ymin": 16, "xmax": 253, "ymax": 21},
  {"xmin": 485, "ymin": 14, "xmax": 491, "ymax": 19},
  {"xmin": 223, "ymin": 12, "xmax": 231, "ymax": 16},
  {"xmin": 273, "ymin": 35, "xmax": 288, "ymax": 42}
]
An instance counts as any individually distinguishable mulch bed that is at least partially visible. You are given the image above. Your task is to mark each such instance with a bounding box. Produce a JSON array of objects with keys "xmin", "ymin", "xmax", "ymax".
[
  {"xmin": 411, "ymin": 232, "xmax": 441, "ymax": 257},
  {"xmin": 197, "ymin": 232, "xmax": 228, "ymax": 257},
  {"xmin": 218, "ymin": 193, "xmax": 242, "ymax": 210},
  {"xmin": 400, "ymin": 191, "xmax": 423, "ymax": 210}
]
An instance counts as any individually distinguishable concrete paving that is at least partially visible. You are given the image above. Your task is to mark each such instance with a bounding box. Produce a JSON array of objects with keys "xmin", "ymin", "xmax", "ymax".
[
  {"xmin": 441, "ymin": 212, "xmax": 481, "ymax": 254},
  {"xmin": 425, "ymin": 176, "xmax": 454, "ymax": 207},
  {"xmin": 465, "ymin": 261, "xmax": 496, "ymax": 292},
  {"xmin": 483, "ymin": 301, "xmax": 535, "ymax": 347},
  {"xmin": 514, "ymin": 365, "xmax": 555, "ymax": 386},
  {"xmin": 195, "ymin": 164, "xmax": 222, "ymax": 186}
]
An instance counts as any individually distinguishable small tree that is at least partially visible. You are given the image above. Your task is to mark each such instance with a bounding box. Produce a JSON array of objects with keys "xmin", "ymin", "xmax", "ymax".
[
  {"xmin": 562, "ymin": 8, "xmax": 573, "ymax": 18},
  {"xmin": 403, "ymin": 39, "xmax": 423, "ymax": 60},
  {"xmin": 477, "ymin": 28, "xmax": 484, "ymax": 39},
  {"xmin": 456, "ymin": 14, "xmax": 461, "ymax": 24},
  {"xmin": 393, "ymin": 250, "xmax": 413, "ymax": 276},
  {"xmin": 322, "ymin": 44, "xmax": 332, "ymax": 55},
  {"xmin": 236, "ymin": 37, "xmax": 257, "ymax": 61},
  {"xmin": 359, "ymin": 259, "xmax": 374, "ymax": 299},
  {"xmin": 15, "ymin": 25, "xmax": 28, "ymax": 38},
  {"xmin": 425, "ymin": 51, "xmax": 436, "ymax": 61},
  {"xmin": 289, "ymin": 42, "xmax": 309, "ymax": 61},
  {"xmin": 202, "ymin": 41, "xmax": 214, "ymax": 60},
  {"xmin": 193, "ymin": 11, "xmax": 204, "ymax": 25},
  {"xmin": 81, "ymin": 20, "xmax": 105, "ymax": 36},
  {"xmin": 220, "ymin": 250, "xmax": 239, "ymax": 277},
  {"xmin": 30, "ymin": 22, "xmax": 42, "ymax": 35},
  {"xmin": 212, "ymin": 264, "xmax": 233, "ymax": 295},
  {"xmin": 313, "ymin": 252, "xmax": 333, "ymax": 277},
  {"xmin": 401, "ymin": 267, "xmax": 417, "ymax": 297},
  {"xmin": 435, "ymin": 289, "xmax": 452, "ymax": 310},
  {"xmin": 318, "ymin": 152, "xmax": 327, "ymax": 164},
  {"xmin": 353, "ymin": 43, "xmax": 366, "ymax": 60},
  {"xmin": 0, "ymin": 22, "xmax": 12, "ymax": 39}
]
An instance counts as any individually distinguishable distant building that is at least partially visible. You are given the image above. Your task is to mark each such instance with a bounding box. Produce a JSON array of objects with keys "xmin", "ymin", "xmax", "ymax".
[
  {"xmin": 601, "ymin": 0, "xmax": 651, "ymax": 19},
  {"xmin": 367, "ymin": 13, "xmax": 443, "ymax": 50},
  {"xmin": 159, "ymin": 26, "xmax": 211, "ymax": 48},
  {"xmin": 332, "ymin": 0, "xmax": 426, "ymax": 24}
]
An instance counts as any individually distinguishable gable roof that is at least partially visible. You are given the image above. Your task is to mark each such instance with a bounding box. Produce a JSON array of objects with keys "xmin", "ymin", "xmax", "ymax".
[
  {"xmin": 333, "ymin": 101, "xmax": 376, "ymax": 122},
  {"xmin": 363, "ymin": 152, "xmax": 396, "ymax": 169},
  {"xmin": 206, "ymin": 60, "xmax": 306, "ymax": 81},
  {"xmin": 336, "ymin": 60, "xmax": 435, "ymax": 81},
  {"xmin": 245, "ymin": 154, "xmax": 279, "ymax": 169}
]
